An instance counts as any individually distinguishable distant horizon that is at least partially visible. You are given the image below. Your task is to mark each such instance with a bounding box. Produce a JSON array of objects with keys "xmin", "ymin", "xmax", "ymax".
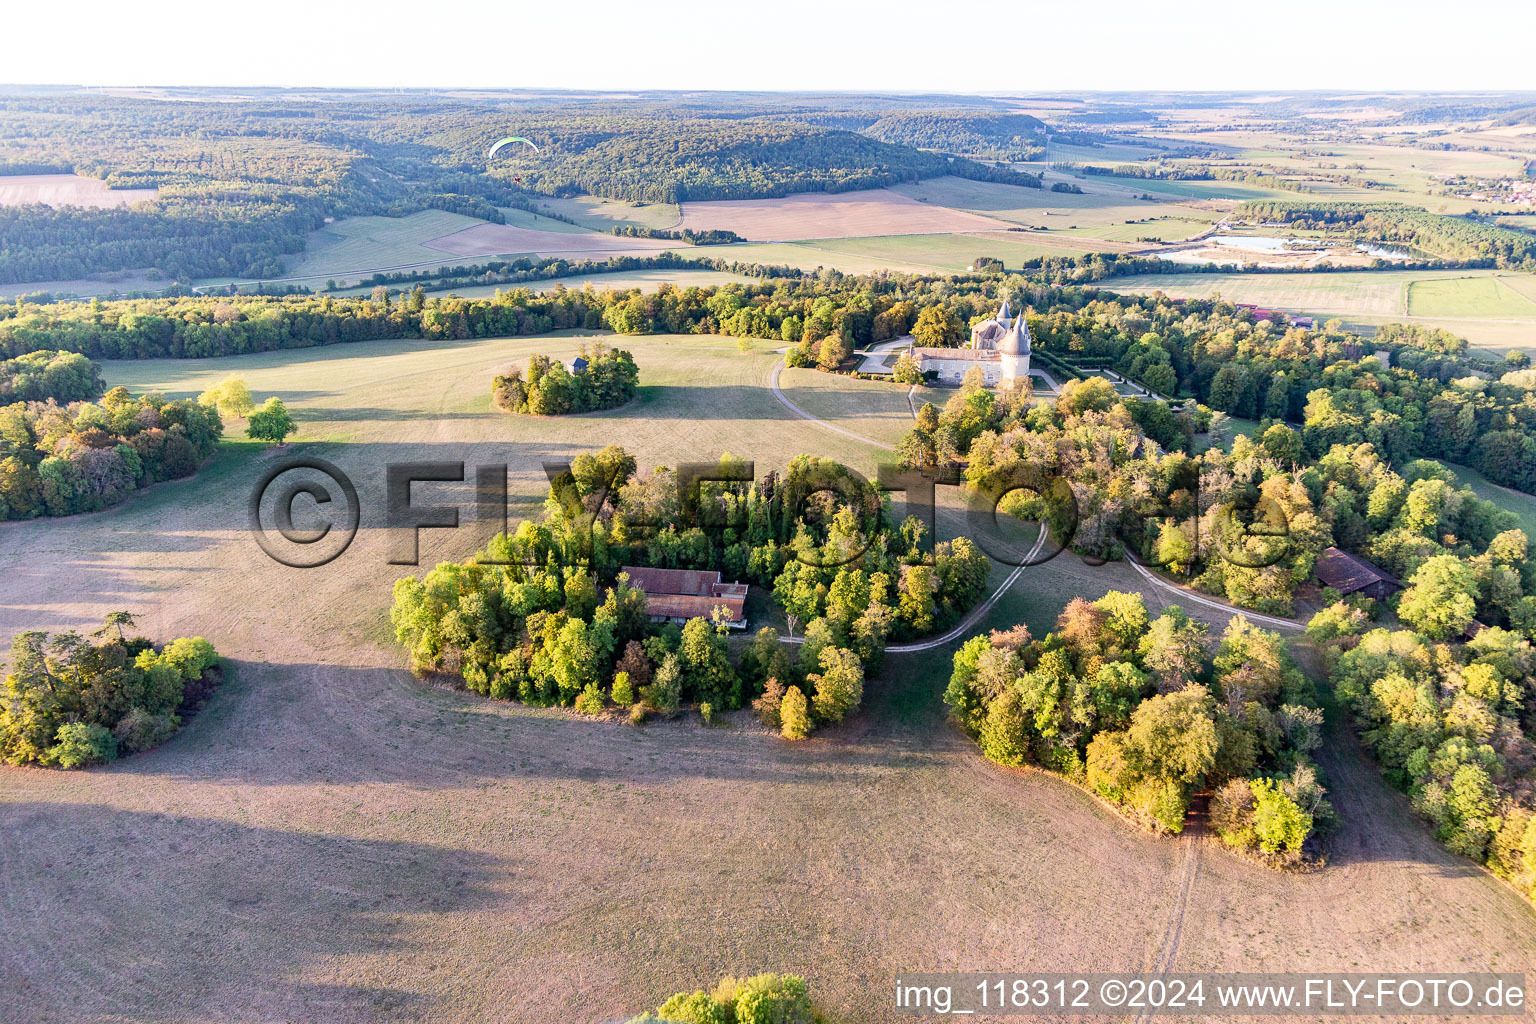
[
  {"xmin": 8, "ymin": 84, "xmax": 1536, "ymax": 99},
  {"xmin": 10, "ymin": 0, "xmax": 1535, "ymax": 95}
]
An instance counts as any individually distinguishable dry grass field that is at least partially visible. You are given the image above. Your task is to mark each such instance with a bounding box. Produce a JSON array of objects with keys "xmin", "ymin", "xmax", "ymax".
[
  {"xmin": 1103, "ymin": 269, "xmax": 1536, "ymax": 358},
  {"xmin": 676, "ymin": 188, "xmax": 1011, "ymax": 241},
  {"xmin": 265, "ymin": 211, "xmax": 677, "ymax": 292},
  {"xmin": 336, "ymin": 268, "xmax": 756, "ymax": 300},
  {"xmin": 423, "ymin": 222, "xmax": 678, "ymax": 261},
  {"xmin": 0, "ymin": 270, "xmax": 168, "ymax": 300},
  {"xmin": 0, "ymin": 173, "xmax": 158, "ymax": 209},
  {"xmin": 2, "ymin": 333, "xmax": 1535, "ymax": 1023},
  {"xmin": 532, "ymin": 196, "xmax": 685, "ymax": 233}
]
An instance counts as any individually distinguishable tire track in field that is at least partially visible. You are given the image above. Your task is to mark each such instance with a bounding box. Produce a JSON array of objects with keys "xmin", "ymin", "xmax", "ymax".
[
  {"xmin": 1133, "ymin": 825, "xmax": 1203, "ymax": 1024},
  {"xmin": 767, "ymin": 358, "xmax": 896, "ymax": 451}
]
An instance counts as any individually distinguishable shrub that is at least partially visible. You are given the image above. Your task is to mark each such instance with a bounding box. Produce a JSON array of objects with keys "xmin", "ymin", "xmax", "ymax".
[
  {"xmin": 807, "ymin": 646, "xmax": 863, "ymax": 726},
  {"xmin": 197, "ymin": 376, "xmax": 255, "ymax": 419},
  {"xmin": 644, "ymin": 654, "xmax": 683, "ymax": 714},
  {"xmin": 611, "ymin": 670, "xmax": 635, "ymax": 707},
  {"xmin": 753, "ymin": 676, "xmax": 785, "ymax": 727},
  {"xmin": 780, "ymin": 686, "xmax": 811, "ymax": 740},
  {"xmin": 112, "ymin": 707, "xmax": 178, "ymax": 754},
  {"xmin": 246, "ymin": 397, "xmax": 296, "ymax": 444},
  {"xmin": 628, "ymin": 704, "xmax": 647, "ymax": 725},
  {"xmin": 47, "ymin": 722, "xmax": 118, "ymax": 768},
  {"xmin": 892, "ymin": 353, "xmax": 922, "ymax": 385},
  {"xmin": 574, "ymin": 682, "xmax": 606, "ymax": 715},
  {"xmin": 1210, "ymin": 778, "xmax": 1258, "ymax": 850},
  {"xmin": 655, "ymin": 991, "xmax": 731, "ymax": 1024},
  {"xmin": 160, "ymin": 636, "xmax": 219, "ymax": 679},
  {"xmin": 634, "ymin": 973, "xmax": 816, "ymax": 1024},
  {"xmin": 1251, "ymin": 778, "xmax": 1312, "ymax": 854},
  {"xmin": 733, "ymin": 973, "xmax": 816, "ymax": 1024},
  {"xmin": 699, "ymin": 701, "xmax": 715, "ymax": 726}
]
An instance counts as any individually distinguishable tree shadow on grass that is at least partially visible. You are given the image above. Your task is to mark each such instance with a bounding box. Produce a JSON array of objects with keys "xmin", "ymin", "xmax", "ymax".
[
  {"xmin": 0, "ymin": 801, "xmax": 507, "ymax": 1024},
  {"xmin": 110, "ymin": 658, "xmax": 951, "ymax": 793}
]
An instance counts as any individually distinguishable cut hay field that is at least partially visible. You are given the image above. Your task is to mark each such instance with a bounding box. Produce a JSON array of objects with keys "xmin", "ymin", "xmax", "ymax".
[
  {"xmin": 276, "ymin": 210, "xmax": 495, "ymax": 284},
  {"xmin": 266, "ymin": 211, "xmax": 674, "ymax": 291},
  {"xmin": 0, "ymin": 270, "xmax": 167, "ymax": 300},
  {"xmin": 793, "ymin": 233, "xmax": 1069, "ymax": 272},
  {"xmin": 1407, "ymin": 275, "xmax": 1536, "ymax": 318},
  {"xmin": 495, "ymin": 206, "xmax": 592, "ymax": 234},
  {"xmin": 734, "ymin": 230, "xmax": 1116, "ymax": 276},
  {"xmin": 706, "ymin": 241, "xmax": 942, "ymax": 275},
  {"xmin": 1101, "ymin": 269, "xmax": 1419, "ymax": 315},
  {"xmin": 3, "ymin": 332, "xmax": 1535, "ymax": 1023},
  {"xmin": 531, "ymin": 195, "xmax": 684, "ymax": 233},
  {"xmin": 1103, "ymin": 269, "xmax": 1536, "ymax": 357},
  {"xmin": 423, "ymin": 222, "xmax": 674, "ymax": 261},
  {"xmin": 890, "ymin": 176, "xmax": 1223, "ymax": 242},
  {"xmin": 0, "ymin": 173, "xmax": 158, "ymax": 208},
  {"xmin": 346, "ymin": 268, "xmax": 756, "ymax": 300},
  {"xmin": 676, "ymin": 188, "xmax": 1008, "ymax": 241}
]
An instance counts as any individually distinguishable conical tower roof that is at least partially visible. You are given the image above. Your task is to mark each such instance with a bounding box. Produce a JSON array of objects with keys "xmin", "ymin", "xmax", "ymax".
[
  {"xmin": 997, "ymin": 296, "xmax": 1012, "ymax": 323},
  {"xmin": 1000, "ymin": 311, "xmax": 1031, "ymax": 356}
]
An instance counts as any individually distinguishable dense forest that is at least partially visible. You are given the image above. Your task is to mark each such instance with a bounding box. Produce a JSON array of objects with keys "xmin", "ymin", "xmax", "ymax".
[
  {"xmin": 0, "ymin": 349, "xmax": 102, "ymax": 403},
  {"xmin": 862, "ymin": 111, "xmax": 1049, "ymax": 161},
  {"xmin": 0, "ymin": 94, "xmax": 1041, "ymax": 285}
]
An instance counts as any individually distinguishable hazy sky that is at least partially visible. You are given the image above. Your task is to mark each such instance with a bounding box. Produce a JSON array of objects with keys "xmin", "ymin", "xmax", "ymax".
[{"xmin": 12, "ymin": 0, "xmax": 1536, "ymax": 94}]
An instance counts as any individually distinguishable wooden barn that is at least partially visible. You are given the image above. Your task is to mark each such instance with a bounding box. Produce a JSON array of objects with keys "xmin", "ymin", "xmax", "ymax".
[
  {"xmin": 620, "ymin": 566, "xmax": 749, "ymax": 629},
  {"xmin": 1315, "ymin": 547, "xmax": 1401, "ymax": 602}
]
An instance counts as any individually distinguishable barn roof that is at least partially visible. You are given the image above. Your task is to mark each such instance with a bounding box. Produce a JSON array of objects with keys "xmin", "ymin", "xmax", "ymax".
[
  {"xmin": 1315, "ymin": 547, "xmax": 1399, "ymax": 595},
  {"xmin": 644, "ymin": 593, "xmax": 746, "ymax": 622},
  {"xmin": 621, "ymin": 566, "xmax": 720, "ymax": 597}
]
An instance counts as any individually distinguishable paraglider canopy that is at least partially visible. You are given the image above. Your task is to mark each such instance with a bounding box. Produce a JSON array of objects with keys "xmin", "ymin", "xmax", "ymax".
[{"xmin": 488, "ymin": 136, "xmax": 540, "ymax": 159}]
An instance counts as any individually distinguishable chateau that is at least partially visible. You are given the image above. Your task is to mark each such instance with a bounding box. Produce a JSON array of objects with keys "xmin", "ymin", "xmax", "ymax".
[{"xmin": 909, "ymin": 298, "xmax": 1031, "ymax": 385}]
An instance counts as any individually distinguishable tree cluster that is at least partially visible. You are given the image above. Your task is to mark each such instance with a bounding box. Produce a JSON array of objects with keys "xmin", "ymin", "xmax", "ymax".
[
  {"xmin": 390, "ymin": 449, "xmax": 994, "ymax": 732},
  {"xmin": 0, "ymin": 613, "xmax": 220, "ymax": 768},
  {"xmin": 492, "ymin": 342, "xmax": 639, "ymax": 415},
  {"xmin": 0, "ymin": 386, "xmax": 222, "ymax": 519},
  {"xmin": 1322, "ymin": 622, "xmax": 1536, "ymax": 900},
  {"xmin": 0, "ymin": 349, "xmax": 104, "ymax": 404},
  {"xmin": 627, "ymin": 972, "xmax": 819, "ymax": 1024},
  {"xmin": 946, "ymin": 592, "xmax": 1332, "ymax": 856}
]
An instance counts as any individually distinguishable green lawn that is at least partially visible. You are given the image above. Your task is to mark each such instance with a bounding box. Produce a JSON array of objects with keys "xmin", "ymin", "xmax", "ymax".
[
  {"xmin": 1438, "ymin": 460, "xmax": 1536, "ymax": 542},
  {"xmin": 776, "ymin": 367, "xmax": 928, "ymax": 447},
  {"xmin": 495, "ymin": 206, "xmax": 592, "ymax": 234},
  {"xmin": 1407, "ymin": 276, "xmax": 1536, "ymax": 318}
]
